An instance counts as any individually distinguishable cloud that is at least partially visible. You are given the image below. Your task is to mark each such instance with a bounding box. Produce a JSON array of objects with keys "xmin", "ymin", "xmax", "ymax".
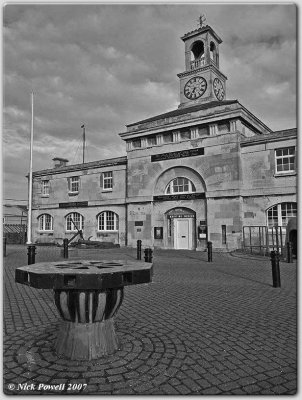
[{"xmin": 3, "ymin": 3, "xmax": 297, "ymax": 201}]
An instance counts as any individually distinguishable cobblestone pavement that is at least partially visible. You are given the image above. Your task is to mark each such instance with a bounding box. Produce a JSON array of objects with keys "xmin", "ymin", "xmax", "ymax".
[{"xmin": 3, "ymin": 245, "xmax": 297, "ymax": 395}]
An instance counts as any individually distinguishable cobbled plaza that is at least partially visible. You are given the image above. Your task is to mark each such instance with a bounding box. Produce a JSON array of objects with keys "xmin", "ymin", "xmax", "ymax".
[{"xmin": 3, "ymin": 245, "xmax": 297, "ymax": 395}]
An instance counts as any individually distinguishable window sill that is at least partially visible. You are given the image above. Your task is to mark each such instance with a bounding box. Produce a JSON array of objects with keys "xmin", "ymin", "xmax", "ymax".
[
  {"xmin": 38, "ymin": 231, "xmax": 53, "ymax": 233},
  {"xmin": 97, "ymin": 230, "xmax": 118, "ymax": 233},
  {"xmin": 102, "ymin": 189, "xmax": 113, "ymax": 193},
  {"xmin": 41, "ymin": 195, "xmax": 49, "ymax": 198},
  {"xmin": 68, "ymin": 191, "xmax": 79, "ymax": 196},
  {"xmin": 274, "ymin": 172, "xmax": 296, "ymax": 178}
]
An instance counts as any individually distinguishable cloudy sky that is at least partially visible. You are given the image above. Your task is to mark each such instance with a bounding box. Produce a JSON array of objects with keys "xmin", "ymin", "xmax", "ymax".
[{"xmin": 3, "ymin": 3, "xmax": 297, "ymax": 203}]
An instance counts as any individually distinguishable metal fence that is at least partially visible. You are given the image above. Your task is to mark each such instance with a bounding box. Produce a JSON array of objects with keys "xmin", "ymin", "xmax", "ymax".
[
  {"xmin": 243, "ymin": 226, "xmax": 285, "ymax": 257},
  {"xmin": 3, "ymin": 224, "xmax": 27, "ymax": 244}
]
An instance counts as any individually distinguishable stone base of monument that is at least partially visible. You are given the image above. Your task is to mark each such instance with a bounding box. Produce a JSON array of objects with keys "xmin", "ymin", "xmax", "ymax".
[{"xmin": 56, "ymin": 319, "xmax": 118, "ymax": 360}]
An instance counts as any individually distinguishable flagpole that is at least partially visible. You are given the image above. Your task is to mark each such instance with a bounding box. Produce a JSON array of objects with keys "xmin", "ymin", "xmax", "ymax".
[{"xmin": 27, "ymin": 91, "xmax": 34, "ymax": 245}]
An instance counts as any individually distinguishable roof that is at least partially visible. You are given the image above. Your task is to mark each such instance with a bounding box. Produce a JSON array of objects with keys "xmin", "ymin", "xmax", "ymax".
[
  {"xmin": 126, "ymin": 100, "xmax": 238, "ymax": 128},
  {"xmin": 181, "ymin": 25, "xmax": 222, "ymax": 44},
  {"xmin": 240, "ymin": 127, "xmax": 297, "ymax": 147},
  {"xmin": 32, "ymin": 156, "xmax": 127, "ymax": 177}
]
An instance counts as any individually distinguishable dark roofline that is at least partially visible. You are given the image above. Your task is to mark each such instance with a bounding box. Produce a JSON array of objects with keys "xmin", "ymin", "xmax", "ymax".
[
  {"xmin": 32, "ymin": 156, "xmax": 127, "ymax": 177},
  {"xmin": 240, "ymin": 127, "xmax": 297, "ymax": 147},
  {"xmin": 126, "ymin": 100, "xmax": 238, "ymax": 128},
  {"xmin": 181, "ymin": 25, "xmax": 222, "ymax": 44}
]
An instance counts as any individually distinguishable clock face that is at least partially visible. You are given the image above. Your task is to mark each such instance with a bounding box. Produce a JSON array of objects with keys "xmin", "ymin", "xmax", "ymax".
[
  {"xmin": 213, "ymin": 78, "xmax": 225, "ymax": 101},
  {"xmin": 184, "ymin": 76, "xmax": 207, "ymax": 100}
]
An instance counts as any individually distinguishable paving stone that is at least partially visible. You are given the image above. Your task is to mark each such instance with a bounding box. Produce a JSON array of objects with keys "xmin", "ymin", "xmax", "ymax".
[{"xmin": 3, "ymin": 246, "xmax": 297, "ymax": 395}]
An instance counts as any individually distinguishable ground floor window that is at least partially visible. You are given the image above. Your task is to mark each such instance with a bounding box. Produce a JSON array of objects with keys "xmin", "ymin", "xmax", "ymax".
[
  {"xmin": 66, "ymin": 212, "xmax": 84, "ymax": 231},
  {"xmin": 98, "ymin": 211, "xmax": 118, "ymax": 231},
  {"xmin": 267, "ymin": 202, "xmax": 297, "ymax": 228},
  {"xmin": 38, "ymin": 214, "xmax": 53, "ymax": 231}
]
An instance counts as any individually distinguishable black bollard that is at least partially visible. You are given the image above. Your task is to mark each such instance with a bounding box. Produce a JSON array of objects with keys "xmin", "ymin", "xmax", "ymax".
[
  {"xmin": 137, "ymin": 240, "xmax": 142, "ymax": 260},
  {"xmin": 3, "ymin": 237, "xmax": 7, "ymax": 257},
  {"xmin": 287, "ymin": 242, "xmax": 293, "ymax": 263},
  {"xmin": 63, "ymin": 239, "xmax": 69, "ymax": 259},
  {"xmin": 271, "ymin": 250, "xmax": 281, "ymax": 288},
  {"xmin": 27, "ymin": 245, "xmax": 36, "ymax": 265},
  {"xmin": 207, "ymin": 241, "xmax": 213, "ymax": 262},
  {"xmin": 144, "ymin": 248, "xmax": 153, "ymax": 263}
]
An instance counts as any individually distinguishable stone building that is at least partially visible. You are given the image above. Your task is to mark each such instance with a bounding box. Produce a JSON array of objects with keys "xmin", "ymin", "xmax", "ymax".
[{"xmin": 31, "ymin": 22, "xmax": 297, "ymax": 252}]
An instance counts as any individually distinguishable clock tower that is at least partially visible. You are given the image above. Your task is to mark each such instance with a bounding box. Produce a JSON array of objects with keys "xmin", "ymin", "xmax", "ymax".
[{"xmin": 177, "ymin": 21, "xmax": 227, "ymax": 108}]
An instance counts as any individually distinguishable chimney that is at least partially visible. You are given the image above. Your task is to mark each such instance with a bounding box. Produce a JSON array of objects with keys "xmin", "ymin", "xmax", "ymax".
[{"xmin": 52, "ymin": 157, "xmax": 69, "ymax": 168}]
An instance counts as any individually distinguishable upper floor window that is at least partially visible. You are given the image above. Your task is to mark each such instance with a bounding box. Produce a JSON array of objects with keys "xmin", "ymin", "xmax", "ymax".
[
  {"xmin": 98, "ymin": 211, "xmax": 118, "ymax": 231},
  {"xmin": 275, "ymin": 147, "xmax": 295, "ymax": 174},
  {"xmin": 267, "ymin": 202, "xmax": 297, "ymax": 228},
  {"xmin": 102, "ymin": 171, "xmax": 113, "ymax": 191},
  {"xmin": 66, "ymin": 212, "xmax": 84, "ymax": 231},
  {"xmin": 147, "ymin": 136, "xmax": 157, "ymax": 146},
  {"xmin": 68, "ymin": 176, "xmax": 79, "ymax": 193},
  {"xmin": 38, "ymin": 214, "xmax": 53, "ymax": 231},
  {"xmin": 165, "ymin": 177, "xmax": 196, "ymax": 194},
  {"xmin": 42, "ymin": 180, "xmax": 50, "ymax": 196},
  {"xmin": 163, "ymin": 133, "xmax": 173, "ymax": 144},
  {"xmin": 132, "ymin": 139, "xmax": 141, "ymax": 148}
]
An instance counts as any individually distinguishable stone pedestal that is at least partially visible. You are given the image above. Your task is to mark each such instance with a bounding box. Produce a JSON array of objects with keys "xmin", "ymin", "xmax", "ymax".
[
  {"xmin": 56, "ymin": 319, "xmax": 118, "ymax": 360},
  {"xmin": 54, "ymin": 287, "xmax": 123, "ymax": 360}
]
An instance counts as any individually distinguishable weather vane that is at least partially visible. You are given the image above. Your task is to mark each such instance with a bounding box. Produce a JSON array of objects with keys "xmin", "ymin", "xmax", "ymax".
[{"xmin": 198, "ymin": 14, "xmax": 206, "ymax": 28}]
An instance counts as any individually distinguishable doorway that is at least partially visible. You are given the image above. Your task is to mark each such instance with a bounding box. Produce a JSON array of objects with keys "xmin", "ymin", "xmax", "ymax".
[{"xmin": 174, "ymin": 218, "xmax": 192, "ymax": 249}]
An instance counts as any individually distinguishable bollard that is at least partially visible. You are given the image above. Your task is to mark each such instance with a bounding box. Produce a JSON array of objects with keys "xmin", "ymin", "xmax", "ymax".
[
  {"xmin": 271, "ymin": 250, "xmax": 281, "ymax": 288},
  {"xmin": 287, "ymin": 242, "xmax": 293, "ymax": 263},
  {"xmin": 144, "ymin": 248, "xmax": 153, "ymax": 263},
  {"xmin": 63, "ymin": 239, "xmax": 69, "ymax": 259},
  {"xmin": 137, "ymin": 240, "xmax": 142, "ymax": 260},
  {"xmin": 27, "ymin": 245, "xmax": 36, "ymax": 265},
  {"xmin": 207, "ymin": 241, "xmax": 213, "ymax": 262},
  {"xmin": 3, "ymin": 237, "xmax": 7, "ymax": 257}
]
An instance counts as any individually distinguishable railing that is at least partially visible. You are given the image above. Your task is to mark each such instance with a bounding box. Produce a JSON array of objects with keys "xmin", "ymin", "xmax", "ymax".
[
  {"xmin": 242, "ymin": 225, "xmax": 286, "ymax": 257},
  {"xmin": 190, "ymin": 58, "xmax": 205, "ymax": 70}
]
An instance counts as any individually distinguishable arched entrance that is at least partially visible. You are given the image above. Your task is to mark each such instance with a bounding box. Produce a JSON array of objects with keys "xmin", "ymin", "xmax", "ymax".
[{"xmin": 166, "ymin": 208, "xmax": 196, "ymax": 250}]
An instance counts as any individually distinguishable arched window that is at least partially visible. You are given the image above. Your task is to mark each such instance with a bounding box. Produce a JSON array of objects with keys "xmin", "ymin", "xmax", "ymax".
[
  {"xmin": 66, "ymin": 212, "xmax": 84, "ymax": 231},
  {"xmin": 210, "ymin": 41, "xmax": 216, "ymax": 62},
  {"xmin": 191, "ymin": 40, "xmax": 204, "ymax": 60},
  {"xmin": 165, "ymin": 177, "xmax": 196, "ymax": 194},
  {"xmin": 266, "ymin": 202, "xmax": 297, "ymax": 228},
  {"xmin": 38, "ymin": 214, "xmax": 53, "ymax": 231},
  {"xmin": 98, "ymin": 211, "xmax": 118, "ymax": 231}
]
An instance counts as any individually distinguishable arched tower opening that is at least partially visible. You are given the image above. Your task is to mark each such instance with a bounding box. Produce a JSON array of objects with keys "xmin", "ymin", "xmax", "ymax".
[{"xmin": 190, "ymin": 41, "xmax": 205, "ymax": 68}]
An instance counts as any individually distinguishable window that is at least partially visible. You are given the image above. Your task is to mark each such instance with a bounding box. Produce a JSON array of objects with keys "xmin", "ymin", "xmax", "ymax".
[
  {"xmin": 217, "ymin": 121, "xmax": 230, "ymax": 134},
  {"xmin": 165, "ymin": 177, "xmax": 196, "ymax": 194},
  {"xmin": 42, "ymin": 180, "xmax": 50, "ymax": 195},
  {"xmin": 222, "ymin": 225, "xmax": 226, "ymax": 244},
  {"xmin": 163, "ymin": 133, "xmax": 173, "ymax": 143},
  {"xmin": 275, "ymin": 147, "xmax": 295, "ymax": 174},
  {"xmin": 66, "ymin": 212, "xmax": 84, "ymax": 231},
  {"xmin": 147, "ymin": 136, "xmax": 157, "ymax": 146},
  {"xmin": 98, "ymin": 211, "xmax": 118, "ymax": 231},
  {"xmin": 132, "ymin": 139, "xmax": 141, "ymax": 148},
  {"xmin": 38, "ymin": 214, "xmax": 53, "ymax": 231},
  {"xmin": 102, "ymin": 171, "xmax": 113, "ymax": 190},
  {"xmin": 180, "ymin": 130, "xmax": 191, "ymax": 140},
  {"xmin": 267, "ymin": 202, "xmax": 297, "ymax": 228},
  {"xmin": 68, "ymin": 176, "xmax": 79, "ymax": 193}
]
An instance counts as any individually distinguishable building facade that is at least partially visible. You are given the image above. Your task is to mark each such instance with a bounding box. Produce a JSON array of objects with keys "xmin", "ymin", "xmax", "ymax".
[{"xmin": 31, "ymin": 23, "xmax": 297, "ymax": 252}]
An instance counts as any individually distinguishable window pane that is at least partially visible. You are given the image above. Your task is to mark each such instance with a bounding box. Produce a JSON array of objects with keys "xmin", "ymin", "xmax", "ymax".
[{"xmin": 106, "ymin": 212, "xmax": 115, "ymax": 230}]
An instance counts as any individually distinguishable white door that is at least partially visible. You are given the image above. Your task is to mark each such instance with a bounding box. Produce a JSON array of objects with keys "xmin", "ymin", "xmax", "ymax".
[{"xmin": 175, "ymin": 219, "xmax": 190, "ymax": 249}]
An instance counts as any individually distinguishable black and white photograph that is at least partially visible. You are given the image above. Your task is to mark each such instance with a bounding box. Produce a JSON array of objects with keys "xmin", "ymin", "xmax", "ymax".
[{"xmin": 3, "ymin": 2, "xmax": 297, "ymax": 395}]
